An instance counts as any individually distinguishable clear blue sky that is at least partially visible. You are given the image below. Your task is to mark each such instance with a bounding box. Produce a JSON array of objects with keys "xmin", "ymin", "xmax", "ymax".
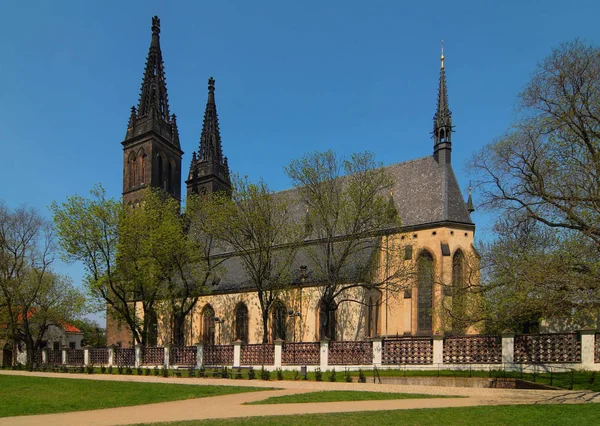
[{"xmin": 2, "ymin": 0, "xmax": 600, "ymax": 321}]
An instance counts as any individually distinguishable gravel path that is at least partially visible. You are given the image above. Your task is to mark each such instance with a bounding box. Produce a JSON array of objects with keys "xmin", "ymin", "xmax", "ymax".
[{"xmin": 1, "ymin": 370, "xmax": 598, "ymax": 426}]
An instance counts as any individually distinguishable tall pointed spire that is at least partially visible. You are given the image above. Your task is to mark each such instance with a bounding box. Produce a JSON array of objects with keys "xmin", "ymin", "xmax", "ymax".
[
  {"xmin": 186, "ymin": 77, "xmax": 232, "ymax": 197},
  {"xmin": 137, "ymin": 16, "xmax": 171, "ymax": 124},
  {"xmin": 433, "ymin": 40, "xmax": 452, "ymax": 165},
  {"xmin": 466, "ymin": 181, "xmax": 475, "ymax": 213},
  {"xmin": 122, "ymin": 16, "xmax": 183, "ymax": 204}
]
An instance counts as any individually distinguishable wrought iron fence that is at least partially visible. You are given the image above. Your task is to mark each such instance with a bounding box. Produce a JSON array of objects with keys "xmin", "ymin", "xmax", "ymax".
[
  {"xmin": 443, "ymin": 335, "xmax": 502, "ymax": 364},
  {"xmin": 171, "ymin": 346, "xmax": 197, "ymax": 365},
  {"xmin": 281, "ymin": 342, "xmax": 320, "ymax": 365},
  {"xmin": 66, "ymin": 349, "xmax": 84, "ymax": 365},
  {"xmin": 203, "ymin": 344, "xmax": 234, "ymax": 366},
  {"xmin": 89, "ymin": 348, "xmax": 109, "ymax": 365},
  {"xmin": 515, "ymin": 333, "xmax": 581, "ymax": 364},
  {"xmin": 382, "ymin": 337, "xmax": 433, "ymax": 365},
  {"xmin": 143, "ymin": 347, "xmax": 164, "ymax": 365},
  {"xmin": 47, "ymin": 349, "xmax": 62, "ymax": 365},
  {"xmin": 328, "ymin": 341, "xmax": 372, "ymax": 365},
  {"xmin": 240, "ymin": 344, "xmax": 275, "ymax": 365},
  {"xmin": 114, "ymin": 348, "xmax": 135, "ymax": 366}
]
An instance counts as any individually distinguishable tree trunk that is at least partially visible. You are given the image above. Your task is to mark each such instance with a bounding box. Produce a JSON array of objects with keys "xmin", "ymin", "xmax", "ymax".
[{"xmin": 173, "ymin": 312, "xmax": 185, "ymax": 347}]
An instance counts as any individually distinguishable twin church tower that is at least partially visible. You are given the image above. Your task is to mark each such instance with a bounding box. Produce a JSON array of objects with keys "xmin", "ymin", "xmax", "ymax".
[
  {"xmin": 122, "ymin": 16, "xmax": 455, "ymax": 205},
  {"xmin": 122, "ymin": 16, "xmax": 231, "ymax": 206}
]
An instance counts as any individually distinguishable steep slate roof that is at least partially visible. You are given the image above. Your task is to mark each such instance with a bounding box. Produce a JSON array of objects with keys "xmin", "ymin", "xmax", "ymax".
[{"xmin": 209, "ymin": 155, "xmax": 473, "ymax": 294}]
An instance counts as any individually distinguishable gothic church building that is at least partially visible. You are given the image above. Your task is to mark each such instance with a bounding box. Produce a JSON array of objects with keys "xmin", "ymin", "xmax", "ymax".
[{"xmin": 108, "ymin": 17, "xmax": 477, "ymax": 347}]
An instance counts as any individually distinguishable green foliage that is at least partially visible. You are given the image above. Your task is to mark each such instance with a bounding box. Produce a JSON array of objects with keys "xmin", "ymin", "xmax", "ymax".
[
  {"xmin": 328, "ymin": 368, "xmax": 336, "ymax": 382},
  {"xmin": 260, "ymin": 366, "xmax": 271, "ymax": 381},
  {"xmin": 247, "ymin": 390, "xmax": 451, "ymax": 405},
  {"xmin": 315, "ymin": 367, "xmax": 322, "ymax": 382},
  {"xmin": 276, "ymin": 368, "xmax": 283, "ymax": 380},
  {"xmin": 358, "ymin": 369, "xmax": 366, "ymax": 383},
  {"xmin": 248, "ymin": 367, "xmax": 255, "ymax": 380},
  {"xmin": 345, "ymin": 369, "xmax": 352, "ymax": 382}
]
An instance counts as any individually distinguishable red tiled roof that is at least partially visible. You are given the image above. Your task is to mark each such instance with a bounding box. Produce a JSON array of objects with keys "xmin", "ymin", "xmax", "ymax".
[{"xmin": 2, "ymin": 308, "xmax": 81, "ymax": 333}]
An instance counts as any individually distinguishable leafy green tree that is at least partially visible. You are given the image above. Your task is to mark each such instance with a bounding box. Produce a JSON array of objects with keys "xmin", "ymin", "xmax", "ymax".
[
  {"xmin": 70, "ymin": 318, "xmax": 106, "ymax": 348},
  {"xmin": 285, "ymin": 150, "xmax": 404, "ymax": 340},
  {"xmin": 0, "ymin": 202, "xmax": 85, "ymax": 366},
  {"xmin": 215, "ymin": 176, "xmax": 301, "ymax": 343},
  {"xmin": 471, "ymin": 40, "xmax": 600, "ymax": 331}
]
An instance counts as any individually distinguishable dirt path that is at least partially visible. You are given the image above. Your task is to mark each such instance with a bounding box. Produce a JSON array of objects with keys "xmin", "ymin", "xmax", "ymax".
[{"xmin": 1, "ymin": 370, "xmax": 598, "ymax": 426}]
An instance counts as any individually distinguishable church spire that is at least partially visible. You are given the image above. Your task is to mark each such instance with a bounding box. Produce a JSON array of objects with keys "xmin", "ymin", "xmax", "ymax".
[
  {"xmin": 433, "ymin": 40, "xmax": 452, "ymax": 165},
  {"xmin": 136, "ymin": 16, "xmax": 171, "ymax": 124},
  {"xmin": 186, "ymin": 77, "xmax": 232, "ymax": 197}
]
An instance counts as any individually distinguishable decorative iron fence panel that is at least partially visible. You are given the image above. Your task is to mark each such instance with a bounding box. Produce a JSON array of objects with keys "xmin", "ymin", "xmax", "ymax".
[
  {"xmin": 47, "ymin": 349, "xmax": 62, "ymax": 365},
  {"xmin": 171, "ymin": 346, "xmax": 197, "ymax": 365},
  {"xmin": 443, "ymin": 335, "xmax": 502, "ymax": 364},
  {"xmin": 143, "ymin": 347, "xmax": 164, "ymax": 365},
  {"xmin": 33, "ymin": 348, "xmax": 42, "ymax": 365},
  {"xmin": 66, "ymin": 349, "xmax": 84, "ymax": 365},
  {"xmin": 382, "ymin": 337, "xmax": 433, "ymax": 365},
  {"xmin": 90, "ymin": 348, "xmax": 109, "ymax": 365},
  {"xmin": 203, "ymin": 345, "xmax": 234, "ymax": 366},
  {"xmin": 328, "ymin": 341, "xmax": 372, "ymax": 365},
  {"xmin": 114, "ymin": 348, "xmax": 135, "ymax": 366},
  {"xmin": 515, "ymin": 333, "xmax": 581, "ymax": 363},
  {"xmin": 281, "ymin": 342, "xmax": 320, "ymax": 365},
  {"xmin": 240, "ymin": 344, "xmax": 275, "ymax": 365}
]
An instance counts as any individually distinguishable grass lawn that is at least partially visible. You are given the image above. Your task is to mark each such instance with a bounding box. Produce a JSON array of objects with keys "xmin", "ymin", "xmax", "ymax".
[
  {"xmin": 148, "ymin": 404, "xmax": 600, "ymax": 426},
  {"xmin": 246, "ymin": 390, "xmax": 455, "ymax": 404},
  {"xmin": 0, "ymin": 375, "xmax": 266, "ymax": 418}
]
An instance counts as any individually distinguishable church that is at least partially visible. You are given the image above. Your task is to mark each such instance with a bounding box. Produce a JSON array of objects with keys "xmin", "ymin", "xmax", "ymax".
[{"xmin": 107, "ymin": 16, "xmax": 477, "ymax": 348}]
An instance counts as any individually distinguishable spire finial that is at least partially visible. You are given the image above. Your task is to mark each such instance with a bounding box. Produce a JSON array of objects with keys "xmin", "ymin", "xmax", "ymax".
[
  {"xmin": 441, "ymin": 39, "xmax": 445, "ymax": 69},
  {"xmin": 466, "ymin": 180, "xmax": 475, "ymax": 213},
  {"xmin": 152, "ymin": 16, "xmax": 160, "ymax": 35}
]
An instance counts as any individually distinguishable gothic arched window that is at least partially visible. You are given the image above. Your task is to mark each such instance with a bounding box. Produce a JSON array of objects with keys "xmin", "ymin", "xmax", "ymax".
[
  {"xmin": 271, "ymin": 301, "xmax": 287, "ymax": 342},
  {"xmin": 139, "ymin": 149, "xmax": 146, "ymax": 184},
  {"xmin": 201, "ymin": 305, "xmax": 215, "ymax": 345},
  {"xmin": 318, "ymin": 299, "xmax": 337, "ymax": 341},
  {"xmin": 366, "ymin": 293, "xmax": 381, "ymax": 338},
  {"xmin": 234, "ymin": 303, "xmax": 249, "ymax": 344},
  {"xmin": 128, "ymin": 152, "xmax": 137, "ymax": 188},
  {"xmin": 452, "ymin": 250, "xmax": 466, "ymax": 334},
  {"xmin": 417, "ymin": 251, "xmax": 434, "ymax": 334}
]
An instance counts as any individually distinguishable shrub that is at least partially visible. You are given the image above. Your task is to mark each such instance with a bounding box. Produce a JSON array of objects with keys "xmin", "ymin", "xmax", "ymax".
[
  {"xmin": 107, "ymin": 366, "xmax": 113, "ymax": 375},
  {"xmin": 260, "ymin": 366, "xmax": 271, "ymax": 381},
  {"xmin": 358, "ymin": 369, "xmax": 366, "ymax": 383},
  {"xmin": 188, "ymin": 367, "xmax": 196, "ymax": 378},
  {"xmin": 174, "ymin": 369, "xmax": 182, "ymax": 378},
  {"xmin": 221, "ymin": 367, "xmax": 229, "ymax": 379},
  {"xmin": 162, "ymin": 367, "xmax": 169, "ymax": 378},
  {"xmin": 328, "ymin": 368, "xmax": 337, "ymax": 382},
  {"xmin": 276, "ymin": 368, "xmax": 284, "ymax": 381},
  {"xmin": 199, "ymin": 366, "xmax": 206, "ymax": 378},
  {"xmin": 345, "ymin": 369, "xmax": 352, "ymax": 383},
  {"xmin": 125, "ymin": 366, "xmax": 133, "ymax": 375},
  {"xmin": 248, "ymin": 367, "xmax": 255, "ymax": 380},
  {"xmin": 86, "ymin": 365, "xmax": 94, "ymax": 375},
  {"xmin": 315, "ymin": 368, "xmax": 322, "ymax": 382},
  {"xmin": 154, "ymin": 366, "xmax": 160, "ymax": 376},
  {"xmin": 137, "ymin": 367, "xmax": 143, "ymax": 375},
  {"xmin": 235, "ymin": 368, "xmax": 243, "ymax": 379},
  {"xmin": 101, "ymin": 366, "xmax": 107, "ymax": 374},
  {"xmin": 293, "ymin": 370, "xmax": 299, "ymax": 381}
]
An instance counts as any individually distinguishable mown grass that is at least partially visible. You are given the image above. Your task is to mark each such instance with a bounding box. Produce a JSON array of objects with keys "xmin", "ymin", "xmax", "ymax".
[
  {"xmin": 0, "ymin": 375, "xmax": 266, "ymax": 418},
  {"xmin": 148, "ymin": 404, "xmax": 600, "ymax": 426},
  {"xmin": 245, "ymin": 390, "xmax": 455, "ymax": 405}
]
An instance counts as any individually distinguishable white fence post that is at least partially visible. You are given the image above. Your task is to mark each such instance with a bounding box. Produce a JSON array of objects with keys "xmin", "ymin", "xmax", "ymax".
[
  {"xmin": 163, "ymin": 345, "xmax": 170, "ymax": 369},
  {"xmin": 502, "ymin": 332, "xmax": 515, "ymax": 366},
  {"xmin": 135, "ymin": 345, "xmax": 143, "ymax": 368},
  {"xmin": 320, "ymin": 340, "xmax": 329, "ymax": 371},
  {"xmin": 433, "ymin": 335, "xmax": 443, "ymax": 365},
  {"xmin": 41, "ymin": 348, "xmax": 48, "ymax": 365},
  {"xmin": 62, "ymin": 346, "xmax": 68, "ymax": 365},
  {"xmin": 372, "ymin": 337, "xmax": 383, "ymax": 366},
  {"xmin": 196, "ymin": 342, "xmax": 204, "ymax": 368},
  {"xmin": 579, "ymin": 328, "xmax": 596, "ymax": 369},
  {"xmin": 84, "ymin": 346, "xmax": 90, "ymax": 366},
  {"xmin": 233, "ymin": 340, "xmax": 242, "ymax": 367},
  {"xmin": 274, "ymin": 340, "xmax": 283, "ymax": 368},
  {"xmin": 108, "ymin": 345, "xmax": 115, "ymax": 367}
]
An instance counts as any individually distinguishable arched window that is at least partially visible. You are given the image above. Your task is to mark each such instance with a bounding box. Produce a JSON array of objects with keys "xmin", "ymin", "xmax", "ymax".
[
  {"xmin": 452, "ymin": 250, "xmax": 466, "ymax": 334},
  {"xmin": 366, "ymin": 293, "xmax": 381, "ymax": 338},
  {"xmin": 318, "ymin": 299, "xmax": 337, "ymax": 341},
  {"xmin": 128, "ymin": 152, "xmax": 136, "ymax": 188},
  {"xmin": 201, "ymin": 305, "xmax": 215, "ymax": 345},
  {"xmin": 271, "ymin": 301, "xmax": 287, "ymax": 342},
  {"xmin": 167, "ymin": 161, "xmax": 173, "ymax": 192},
  {"xmin": 417, "ymin": 251, "xmax": 434, "ymax": 334},
  {"xmin": 139, "ymin": 149, "xmax": 146, "ymax": 184},
  {"xmin": 157, "ymin": 153, "xmax": 163, "ymax": 189},
  {"xmin": 234, "ymin": 303, "xmax": 249, "ymax": 344}
]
